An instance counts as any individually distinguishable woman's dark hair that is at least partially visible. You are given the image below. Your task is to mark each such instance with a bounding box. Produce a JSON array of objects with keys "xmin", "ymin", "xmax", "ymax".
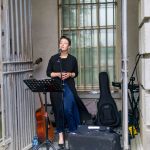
[{"xmin": 59, "ymin": 35, "xmax": 71, "ymax": 46}]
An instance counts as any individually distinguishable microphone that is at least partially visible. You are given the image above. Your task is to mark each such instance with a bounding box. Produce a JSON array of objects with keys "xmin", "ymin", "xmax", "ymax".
[
  {"xmin": 34, "ymin": 57, "xmax": 43, "ymax": 65},
  {"xmin": 58, "ymin": 49, "xmax": 62, "ymax": 55}
]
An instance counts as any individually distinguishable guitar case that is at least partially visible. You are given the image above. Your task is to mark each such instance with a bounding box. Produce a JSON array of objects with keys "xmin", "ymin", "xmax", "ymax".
[{"xmin": 96, "ymin": 72, "xmax": 120, "ymax": 127}]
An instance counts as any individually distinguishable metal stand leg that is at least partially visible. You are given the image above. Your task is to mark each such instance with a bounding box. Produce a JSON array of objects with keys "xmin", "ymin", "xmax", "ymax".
[{"xmin": 35, "ymin": 93, "xmax": 56, "ymax": 150}]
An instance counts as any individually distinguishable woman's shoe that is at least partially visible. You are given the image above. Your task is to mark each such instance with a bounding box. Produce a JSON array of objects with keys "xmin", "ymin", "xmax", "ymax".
[{"xmin": 58, "ymin": 144, "xmax": 64, "ymax": 149}]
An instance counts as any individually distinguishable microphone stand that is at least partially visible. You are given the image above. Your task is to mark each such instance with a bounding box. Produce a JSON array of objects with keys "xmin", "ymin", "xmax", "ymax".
[{"xmin": 58, "ymin": 54, "xmax": 68, "ymax": 150}]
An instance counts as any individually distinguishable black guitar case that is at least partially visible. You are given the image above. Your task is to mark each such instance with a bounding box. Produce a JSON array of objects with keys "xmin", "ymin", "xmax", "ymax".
[{"xmin": 96, "ymin": 72, "xmax": 120, "ymax": 127}]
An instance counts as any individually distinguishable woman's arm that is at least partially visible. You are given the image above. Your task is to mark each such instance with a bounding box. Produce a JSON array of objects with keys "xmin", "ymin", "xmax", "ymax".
[
  {"xmin": 46, "ymin": 58, "xmax": 53, "ymax": 77},
  {"xmin": 51, "ymin": 72, "xmax": 61, "ymax": 78},
  {"xmin": 72, "ymin": 57, "xmax": 78, "ymax": 78},
  {"xmin": 46, "ymin": 57, "xmax": 62, "ymax": 78}
]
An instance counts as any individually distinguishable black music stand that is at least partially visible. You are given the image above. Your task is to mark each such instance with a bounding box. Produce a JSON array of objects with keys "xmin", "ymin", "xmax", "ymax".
[{"xmin": 24, "ymin": 79, "xmax": 62, "ymax": 150}]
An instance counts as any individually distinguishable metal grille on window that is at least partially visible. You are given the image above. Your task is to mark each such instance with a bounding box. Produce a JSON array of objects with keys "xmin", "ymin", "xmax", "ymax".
[{"xmin": 59, "ymin": 0, "xmax": 116, "ymax": 91}]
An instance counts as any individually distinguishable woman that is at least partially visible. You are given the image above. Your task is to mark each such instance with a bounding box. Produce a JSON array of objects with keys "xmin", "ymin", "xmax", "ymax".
[{"xmin": 46, "ymin": 36, "xmax": 91, "ymax": 149}]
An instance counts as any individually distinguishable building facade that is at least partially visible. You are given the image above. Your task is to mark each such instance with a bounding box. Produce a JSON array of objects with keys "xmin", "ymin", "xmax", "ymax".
[{"xmin": 0, "ymin": 0, "xmax": 149, "ymax": 150}]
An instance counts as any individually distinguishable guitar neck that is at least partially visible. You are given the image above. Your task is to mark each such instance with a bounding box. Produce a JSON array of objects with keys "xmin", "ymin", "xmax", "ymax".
[{"xmin": 38, "ymin": 92, "xmax": 44, "ymax": 107}]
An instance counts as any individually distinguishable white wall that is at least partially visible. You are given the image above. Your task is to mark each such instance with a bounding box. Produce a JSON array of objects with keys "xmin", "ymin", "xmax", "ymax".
[
  {"xmin": 127, "ymin": 0, "xmax": 139, "ymax": 80},
  {"xmin": 31, "ymin": 0, "xmax": 58, "ymax": 79}
]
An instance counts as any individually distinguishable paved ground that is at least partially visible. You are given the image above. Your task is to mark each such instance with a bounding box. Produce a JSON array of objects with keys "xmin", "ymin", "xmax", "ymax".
[
  {"xmin": 32, "ymin": 126, "xmax": 123, "ymax": 150},
  {"xmin": 32, "ymin": 133, "xmax": 69, "ymax": 150}
]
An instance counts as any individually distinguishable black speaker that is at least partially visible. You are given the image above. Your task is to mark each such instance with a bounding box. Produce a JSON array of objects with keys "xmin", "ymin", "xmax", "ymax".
[{"xmin": 68, "ymin": 125, "xmax": 121, "ymax": 150}]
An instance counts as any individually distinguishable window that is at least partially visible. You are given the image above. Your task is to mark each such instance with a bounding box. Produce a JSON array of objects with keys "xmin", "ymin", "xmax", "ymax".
[{"xmin": 59, "ymin": 0, "xmax": 117, "ymax": 90}]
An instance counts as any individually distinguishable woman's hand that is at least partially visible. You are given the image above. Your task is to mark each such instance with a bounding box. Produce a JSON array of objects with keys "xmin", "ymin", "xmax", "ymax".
[
  {"xmin": 62, "ymin": 72, "xmax": 71, "ymax": 80},
  {"xmin": 51, "ymin": 72, "xmax": 75, "ymax": 80}
]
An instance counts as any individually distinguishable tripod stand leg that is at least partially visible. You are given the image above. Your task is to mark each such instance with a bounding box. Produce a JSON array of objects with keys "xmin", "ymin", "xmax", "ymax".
[{"xmin": 34, "ymin": 140, "xmax": 56, "ymax": 150}]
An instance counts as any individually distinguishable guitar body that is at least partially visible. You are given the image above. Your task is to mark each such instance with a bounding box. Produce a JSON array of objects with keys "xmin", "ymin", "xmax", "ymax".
[{"xmin": 35, "ymin": 93, "xmax": 54, "ymax": 142}]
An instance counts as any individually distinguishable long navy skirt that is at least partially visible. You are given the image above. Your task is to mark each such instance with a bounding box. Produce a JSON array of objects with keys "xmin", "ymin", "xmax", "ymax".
[{"xmin": 56, "ymin": 82, "xmax": 80, "ymax": 133}]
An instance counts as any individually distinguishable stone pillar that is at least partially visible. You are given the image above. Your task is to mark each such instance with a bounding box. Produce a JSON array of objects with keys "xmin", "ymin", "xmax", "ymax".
[{"xmin": 139, "ymin": 0, "xmax": 150, "ymax": 149}]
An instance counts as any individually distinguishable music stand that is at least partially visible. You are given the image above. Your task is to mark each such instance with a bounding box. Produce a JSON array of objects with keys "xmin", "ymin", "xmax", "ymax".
[{"xmin": 24, "ymin": 79, "xmax": 62, "ymax": 150}]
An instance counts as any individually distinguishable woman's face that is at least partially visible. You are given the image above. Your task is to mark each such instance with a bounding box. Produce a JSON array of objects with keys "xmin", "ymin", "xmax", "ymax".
[{"xmin": 59, "ymin": 38, "xmax": 70, "ymax": 52}]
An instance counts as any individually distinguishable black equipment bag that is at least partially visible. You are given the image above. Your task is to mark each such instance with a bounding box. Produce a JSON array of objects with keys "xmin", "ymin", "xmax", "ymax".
[
  {"xmin": 68, "ymin": 125, "xmax": 121, "ymax": 150},
  {"xmin": 96, "ymin": 72, "xmax": 120, "ymax": 127}
]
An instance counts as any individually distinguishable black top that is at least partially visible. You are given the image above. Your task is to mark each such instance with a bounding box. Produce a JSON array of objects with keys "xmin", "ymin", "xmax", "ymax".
[
  {"xmin": 46, "ymin": 53, "xmax": 91, "ymax": 123},
  {"xmin": 47, "ymin": 54, "xmax": 78, "ymax": 75},
  {"xmin": 46, "ymin": 53, "xmax": 78, "ymax": 86}
]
